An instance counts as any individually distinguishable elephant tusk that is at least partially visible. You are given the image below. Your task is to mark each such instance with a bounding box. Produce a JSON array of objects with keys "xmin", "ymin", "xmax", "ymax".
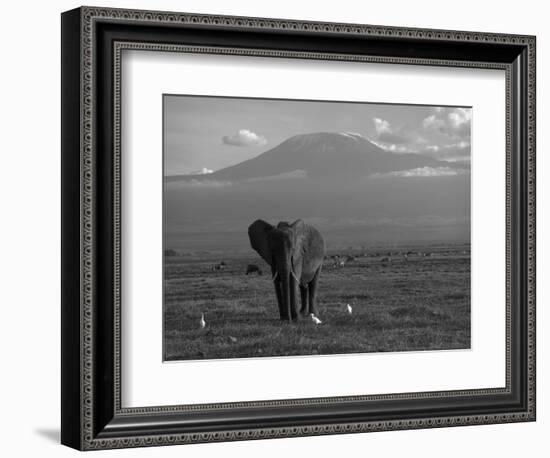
[
  {"xmin": 271, "ymin": 269, "xmax": 299, "ymax": 283},
  {"xmin": 291, "ymin": 269, "xmax": 300, "ymax": 285}
]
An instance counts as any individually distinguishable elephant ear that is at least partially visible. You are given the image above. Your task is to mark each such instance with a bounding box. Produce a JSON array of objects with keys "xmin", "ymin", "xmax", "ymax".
[{"xmin": 248, "ymin": 219, "xmax": 273, "ymax": 266}]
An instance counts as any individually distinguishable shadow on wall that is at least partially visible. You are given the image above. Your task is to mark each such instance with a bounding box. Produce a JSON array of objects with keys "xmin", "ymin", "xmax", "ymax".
[{"xmin": 34, "ymin": 428, "xmax": 59, "ymax": 444}]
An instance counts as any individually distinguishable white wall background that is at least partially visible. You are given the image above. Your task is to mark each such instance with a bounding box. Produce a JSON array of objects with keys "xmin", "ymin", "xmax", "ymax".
[{"xmin": 0, "ymin": 0, "xmax": 545, "ymax": 456}]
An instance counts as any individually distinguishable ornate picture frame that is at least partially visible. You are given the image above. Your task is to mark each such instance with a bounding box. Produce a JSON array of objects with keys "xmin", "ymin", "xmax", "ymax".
[{"xmin": 61, "ymin": 6, "xmax": 536, "ymax": 450}]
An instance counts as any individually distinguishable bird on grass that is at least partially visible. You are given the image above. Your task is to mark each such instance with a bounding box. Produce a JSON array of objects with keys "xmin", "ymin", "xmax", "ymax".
[
  {"xmin": 309, "ymin": 313, "xmax": 322, "ymax": 325},
  {"xmin": 346, "ymin": 304, "xmax": 353, "ymax": 315},
  {"xmin": 199, "ymin": 313, "xmax": 206, "ymax": 329}
]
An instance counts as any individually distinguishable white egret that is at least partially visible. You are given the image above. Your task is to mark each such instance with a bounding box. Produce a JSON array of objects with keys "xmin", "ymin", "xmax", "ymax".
[{"xmin": 310, "ymin": 313, "xmax": 322, "ymax": 325}]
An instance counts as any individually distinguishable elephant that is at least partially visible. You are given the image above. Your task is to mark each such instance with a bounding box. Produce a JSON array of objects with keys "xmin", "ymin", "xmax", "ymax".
[
  {"xmin": 248, "ymin": 219, "xmax": 326, "ymax": 322},
  {"xmin": 246, "ymin": 264, "xmax": 263, "ymax": 275}
]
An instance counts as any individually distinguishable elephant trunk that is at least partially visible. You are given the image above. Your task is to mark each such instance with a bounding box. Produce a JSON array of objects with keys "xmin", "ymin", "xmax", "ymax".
[
  {"xmin": 281, "ymin": 268, "xmax": 292, "ymax": 321},
  {"xmin": 275, "ymin": 254, "xmax": 293, "ymax": 321}
]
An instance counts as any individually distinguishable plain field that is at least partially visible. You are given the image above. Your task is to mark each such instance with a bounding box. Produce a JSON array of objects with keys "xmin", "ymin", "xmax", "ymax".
[{"xmin": 164, "ymin": 243, "xmax": 470, "ymax": 361}]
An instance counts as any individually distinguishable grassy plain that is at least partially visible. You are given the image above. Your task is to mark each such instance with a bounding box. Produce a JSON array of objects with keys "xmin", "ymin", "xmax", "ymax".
[{"xmin": 163, "ymin": 244, "xmax": 470, "ymax": 361}]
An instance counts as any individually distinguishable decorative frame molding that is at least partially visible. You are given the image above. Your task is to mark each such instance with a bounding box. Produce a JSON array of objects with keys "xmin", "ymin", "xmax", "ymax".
[{"xmin": 62, "ymin": 6, "xmax": 536, "ymax": 451}]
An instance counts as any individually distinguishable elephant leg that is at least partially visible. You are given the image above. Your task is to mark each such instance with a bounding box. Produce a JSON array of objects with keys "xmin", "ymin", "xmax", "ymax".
[
  {"xmin": 273, "ymin": 280, "xmax": 285, "ymax": 320},
  {"xmin": 300, "ymin": 285, "xmax": 309, "ymax": 316},
  {"xmin": 308, "ymin": 266, "xmax": 322, "ymax": 316}
]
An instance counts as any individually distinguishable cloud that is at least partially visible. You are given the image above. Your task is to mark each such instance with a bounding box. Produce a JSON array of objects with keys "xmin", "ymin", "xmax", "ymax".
[
  {"xmin": 372, "ymin": 166, "xmax": 468, "ymax": 178},
  {"xmin": 448, "ymin": 109, "xmax": 471, "ymax": 130},
  {"xmin": 222, "ymin": 129, "xmax": 267, "ymax": 147},
  {"xmin": 188, "ymin": 167, "xmax": 213, "ymax": 175},
  {"xmin": 167, "ymin": 179, "xmax": 231, "ymax": 188},
  {"xmin": 370, "ymin": 108, "xmax": 472, "ymax": 160},
  {"xmin": 371, "ymin": 140, "xmax": 414, "ymax": 154},
  {"xmin": 422, "ymin": 114, "xmax": 446, "ymax": 130},
  {"xmin": 425, "ymin": 145, "xmax": 440, "ymax": 153},
  {"xmin": 167, "ymin": 169, "xmax": 308, "ymax": 188},
  {"xmin": 244, "ymin": 169, "xmax": 308, "ymax": 183},
  {"xmin": 373, "ymin": 118, "xmax": 391, "ymax": 135},
  {"xmin": 339, "ymin": 132, "xmax": 365, "ymax": 141},
  {"xmin": 422, "ymin": 107, "xmax": 471, "ymax": 140},
  {"xmin": 419, "ymin": 141, "xmax": 471, "ymax": 162},
  {"xmin": 373, "ymin": 118, "xmax": 411, "ymax": 144}
]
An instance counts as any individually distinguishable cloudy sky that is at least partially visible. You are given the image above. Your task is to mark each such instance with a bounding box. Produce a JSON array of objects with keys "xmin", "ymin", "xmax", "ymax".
[{"xmin": 164, "ymin": 95, "xmax": 471, "ymax": 176}]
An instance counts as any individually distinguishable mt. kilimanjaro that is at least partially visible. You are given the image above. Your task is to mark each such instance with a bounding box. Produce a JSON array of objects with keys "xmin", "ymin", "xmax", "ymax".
[
  {"xmin": 166, "ymin": 132, "xmax": 466, "ymax": 182},
  {"xmin": 165, "ymin": 132, "xmax": 470, "ymax": 250}
]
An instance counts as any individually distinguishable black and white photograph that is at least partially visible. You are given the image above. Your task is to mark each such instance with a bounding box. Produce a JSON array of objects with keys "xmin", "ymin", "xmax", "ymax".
[{"xmin": 163, "ymin": 95, "xmax": 472, "ymax": 361}]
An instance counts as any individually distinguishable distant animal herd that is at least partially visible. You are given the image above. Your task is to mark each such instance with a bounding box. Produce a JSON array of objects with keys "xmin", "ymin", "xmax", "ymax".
[
  {"xmin": 323, "ymin": 249, "xmax": 456, "ymax": 266},
  {"xmin": 164, "ymin": 248, "xmax": 467, "ymax": 273}
]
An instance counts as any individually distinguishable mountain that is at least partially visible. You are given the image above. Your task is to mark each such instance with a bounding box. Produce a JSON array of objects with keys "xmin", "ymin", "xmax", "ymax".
[
  {"xmin": 164, "ymin": 132, "xmax": 470, "ymax": 251},
  {"xmin": 166, "ymin": 132, "xmax": 466, "ymax": 182}
]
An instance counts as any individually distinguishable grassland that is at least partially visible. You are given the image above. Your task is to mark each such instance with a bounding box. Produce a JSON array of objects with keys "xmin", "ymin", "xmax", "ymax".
[{"xmin": 163, "ymin": 244, "xmax": 470, "ymax": 361}]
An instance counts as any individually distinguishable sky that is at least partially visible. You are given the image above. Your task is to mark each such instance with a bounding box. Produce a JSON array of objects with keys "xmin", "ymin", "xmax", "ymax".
[{"xmin": 163, "ymin": 95, "xmax": 472, "ymax": 176}]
